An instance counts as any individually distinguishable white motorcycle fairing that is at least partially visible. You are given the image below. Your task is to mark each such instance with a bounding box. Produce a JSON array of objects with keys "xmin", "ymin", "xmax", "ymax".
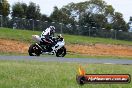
[{"xmin": 28, "ymin": 34, "xmax": 66, "ymax": 57}]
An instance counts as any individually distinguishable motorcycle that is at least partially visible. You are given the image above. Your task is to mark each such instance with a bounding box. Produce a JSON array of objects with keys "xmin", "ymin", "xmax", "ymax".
[{"xmin": 28, "ymin": 34, "xmax": 66, "ymax": 57}]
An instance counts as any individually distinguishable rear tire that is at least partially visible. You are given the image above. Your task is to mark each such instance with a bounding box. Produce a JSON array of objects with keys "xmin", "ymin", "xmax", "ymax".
[
  {"xmin": 28, "ymin": 44, "xmax": 40, "ymax": 56},
  {"xmin": 56, "ymin": 46, "xmax": 66, "ymax": 57}
]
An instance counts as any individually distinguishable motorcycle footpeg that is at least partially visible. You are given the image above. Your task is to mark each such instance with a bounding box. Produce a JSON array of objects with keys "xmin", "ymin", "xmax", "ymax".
[{"xmin": 42, "ymin": 52, "xmax": 49, "ymax": 54}]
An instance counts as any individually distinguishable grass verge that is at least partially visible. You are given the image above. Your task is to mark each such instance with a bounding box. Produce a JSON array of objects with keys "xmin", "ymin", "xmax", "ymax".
[
  {"xmin": 0, "ymin": 27, "xmax": 132, "ymax": 45},
  {"xmin": 0, "ymin": 60, "xmax": 131, "ymax": 88},
  {"xmin": 66, "ymin": 53, "xmax": 132, "ymax": 59}
]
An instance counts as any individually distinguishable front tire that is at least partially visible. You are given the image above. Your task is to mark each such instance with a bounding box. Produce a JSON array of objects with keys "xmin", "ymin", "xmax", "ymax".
[
  {"xmin": 28, "ymin": 44, "xmax": 40, "ymax": 56},
  {"xmin": 56, "ymin": 46, "xmax": 66, "ymax": 57}
]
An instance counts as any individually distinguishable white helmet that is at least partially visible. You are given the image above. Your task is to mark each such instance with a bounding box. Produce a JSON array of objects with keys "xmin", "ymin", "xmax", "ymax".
[{"xmin": 49, "ymin": 26, "xmax": 55, "ymax": 33}]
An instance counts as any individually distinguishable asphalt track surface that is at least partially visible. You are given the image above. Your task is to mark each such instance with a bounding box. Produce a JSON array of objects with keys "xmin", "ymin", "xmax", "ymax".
[{"xmin": 0, "ymin": 56, "xmax": 132, "ymax": 65}]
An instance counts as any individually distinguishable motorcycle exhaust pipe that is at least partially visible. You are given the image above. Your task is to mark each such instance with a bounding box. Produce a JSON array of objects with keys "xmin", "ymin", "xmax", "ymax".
[{"xmin": 35, "ymin": 43, "xmax": 43, "ymax": 51}]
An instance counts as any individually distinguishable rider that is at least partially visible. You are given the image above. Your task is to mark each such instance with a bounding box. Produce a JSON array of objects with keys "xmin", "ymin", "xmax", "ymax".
[{"xmin": 40, "ymin": 26, "xmax": 56, "ymax": 52}]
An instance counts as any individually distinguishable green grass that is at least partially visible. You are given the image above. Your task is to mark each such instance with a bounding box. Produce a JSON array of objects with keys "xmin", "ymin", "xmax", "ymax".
[
  {"xmin": 0, "ymin": 51, "xmax": 27, "ymax": 56},
  {"xmin": 0, "ymin": 60, "xmax": 131, "ymax": 88},
  {"xmin": 0, "ymin": 27, "xmax": 132, "ymax": 45},
  {"xmin": 64, "ymin": 34, "xmax": 132, "ymax": 45},
  {"xmin": 0, "ymin": 27, "xmax": 40, "ymax": 43}
]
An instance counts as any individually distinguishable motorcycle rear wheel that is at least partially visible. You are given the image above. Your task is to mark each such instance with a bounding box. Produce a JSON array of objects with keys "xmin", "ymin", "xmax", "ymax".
[{"xmin": 28, "ymin": 44, "xmax": 40, "ymax": 56}]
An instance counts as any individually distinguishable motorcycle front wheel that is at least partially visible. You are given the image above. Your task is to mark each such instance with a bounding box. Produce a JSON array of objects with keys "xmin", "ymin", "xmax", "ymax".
[{"xmin": 56, "ymin": 46, "xmax": 66, "ymax": 57}]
